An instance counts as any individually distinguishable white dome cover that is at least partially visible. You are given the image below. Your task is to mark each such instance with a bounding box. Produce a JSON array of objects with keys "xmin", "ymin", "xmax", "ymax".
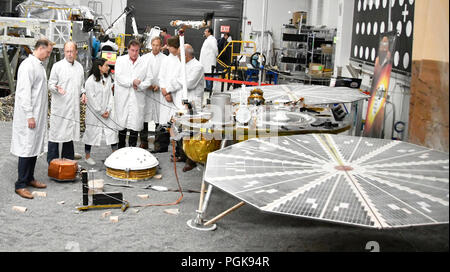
[{"xmin": 104, "ymin": 147, "xmax": 159, "ymax": 171}]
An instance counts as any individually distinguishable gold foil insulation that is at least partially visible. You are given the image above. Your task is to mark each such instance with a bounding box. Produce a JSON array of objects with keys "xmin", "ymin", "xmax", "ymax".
[
  {"xmin": 183, "ymin": 134, "xmax": 222, "ymax": 164},
  {"xmin": 106, "ymin": 167, "xmax": 157, "ymax": 181}
]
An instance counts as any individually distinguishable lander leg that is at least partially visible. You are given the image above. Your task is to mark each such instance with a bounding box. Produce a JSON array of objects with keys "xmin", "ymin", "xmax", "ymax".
[
  {"xmin": 186, "ymin": 177, "xmax": 217, "ymax": 231},
  {"xmin": 187, "ymin": 139, "xmax": 230, "ymax": 231}
]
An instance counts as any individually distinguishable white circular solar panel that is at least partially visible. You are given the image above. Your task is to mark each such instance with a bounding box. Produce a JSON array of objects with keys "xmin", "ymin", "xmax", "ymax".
[
  {"xmin": 257, "ymin": 111, "xmax": 316, "ymax": 128},
  {"xmin": 104, "ymin": 147, "xmax": 159, "ymax": 171},
  {"xmin": 227, "ymin": 84, "xmax": 369, "ymax": 106},
  {"xmin": 204, "ymin": 134, "xmax": 449, "ymax": 229}
]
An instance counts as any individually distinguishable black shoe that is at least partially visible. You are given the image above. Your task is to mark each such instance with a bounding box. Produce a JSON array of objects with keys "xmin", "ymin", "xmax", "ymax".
[{"xmin": 183, "ymin": 162, "xmax": 197, "ymax": 172}]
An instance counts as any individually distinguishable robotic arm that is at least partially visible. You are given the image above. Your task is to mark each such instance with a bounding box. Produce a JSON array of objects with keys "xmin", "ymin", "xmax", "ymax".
[{"xmin": 169, "ymin": 12, "xmax": 214, "ymax": 30}]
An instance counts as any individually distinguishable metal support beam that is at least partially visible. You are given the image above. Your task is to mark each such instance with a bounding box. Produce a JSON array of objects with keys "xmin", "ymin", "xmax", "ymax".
[
  {"xmin": 2, "ymin": 44, "xmax": 15, "ymax": 93},
  {"xmin": 352, "ymin": 99, "xmax": 364, "ymax": 136}
]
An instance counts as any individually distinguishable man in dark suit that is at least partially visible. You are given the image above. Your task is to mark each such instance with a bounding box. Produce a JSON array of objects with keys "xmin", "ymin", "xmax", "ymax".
[{"xmin": 217, "ymin": 32, "xmax": 231, "ymax": 71}]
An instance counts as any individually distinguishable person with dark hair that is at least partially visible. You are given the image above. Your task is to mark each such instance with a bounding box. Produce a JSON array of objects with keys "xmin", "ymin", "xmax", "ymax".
[
  {"xmin": 81, "ymin": 58, "xmax": 118, "ymax": 165},
  {"xmin": 11, "ymin": 38, "xmax": 53, "ymax": 199},
  {"xmin": 47, "ymin": 41, "xmax": 87, "ymax": 165},
  {"xmin": 160, "ymin": 27, "xmax": 172, "ymax": 55},
  {"xmin": 200, "ymin": 27, "xmax": 218, "ymax": 91},
  {"xmin": 114, "ymin": 39, "xmax": 153, "ymax": 149},
  {"xmin": 167, "ymin": 35, "xmax": 180, "ymax": 50},
  {"xmin": 217, "ymin": 32, "xmax": 232, "ymax": 69},
  {"xmin": 217, "ymin": 32, "xmax": 229, "ymax": 53}
]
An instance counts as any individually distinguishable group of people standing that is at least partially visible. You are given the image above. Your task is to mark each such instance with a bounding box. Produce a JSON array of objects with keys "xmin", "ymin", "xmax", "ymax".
[{"xmin": 11, "ymin": 31, "xmax": 209, "ymax": 199}]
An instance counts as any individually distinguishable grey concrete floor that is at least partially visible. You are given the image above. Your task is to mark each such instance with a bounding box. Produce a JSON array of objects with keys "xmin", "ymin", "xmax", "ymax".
[{"xmin": 0, "ymin": 121, "xmax": 448, "ymax": 252}]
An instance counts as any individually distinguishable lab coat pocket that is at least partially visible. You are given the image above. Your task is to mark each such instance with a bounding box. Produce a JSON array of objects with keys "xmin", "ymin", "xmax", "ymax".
[{"xmin": 24, "ymin": 123, "xmax": 36, "ymax": 153}]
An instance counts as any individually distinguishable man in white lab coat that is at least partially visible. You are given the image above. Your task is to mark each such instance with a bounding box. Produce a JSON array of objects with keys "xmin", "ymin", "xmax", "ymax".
[
  {"xmin": 199, "ymin": 27, "xmax": 218, "ymax": 91},
  {"xmin": 11, "ymin": 39, "xmax": 53, "ymax": 199},
  {"xmin": 114, "ymin": 39, "xmax": 153, "ymax": 148},
  {"xmin": 158, "ymin": 36, "xmax": 181, "ymax": 156},
  {"xmin": 139, "ymin": 36, "xmax": 166, "ymax": 151},
  {"xmin": 164, "ymin": 43, "xmax": 205, "ymax": 112},
  {"xmin": 47, "ymin": 41, "xmax": 87, "ymax": 164},
  {"xmin": 162, "ymin": 43, "xmax": 205, "ymax": 171},
  {"xmin": 160, "ymin": 27, "xmax": 172, "ymax": 56}
]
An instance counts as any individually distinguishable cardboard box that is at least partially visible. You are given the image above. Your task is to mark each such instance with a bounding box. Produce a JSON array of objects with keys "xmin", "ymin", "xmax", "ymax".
[
  {"xmin": 292, "ymin": 11, "xmax": 307, "ymax": 28},
  {"xmin": 309, "ymin": 63, "xmax": 324, "ymax": 75},
  {"xmin": 321, "ymin": 45, "xmax": 333, "ymax": 54}
]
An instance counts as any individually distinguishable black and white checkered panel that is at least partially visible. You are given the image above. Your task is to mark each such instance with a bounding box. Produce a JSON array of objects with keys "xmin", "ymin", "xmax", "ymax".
[
  {"xmin": 350, "ymin": 0, "xmax": 415, "ymax": 75},
  {"xmin": 390, "ymin": 0, "xmax": 415, "ymax": 73}
]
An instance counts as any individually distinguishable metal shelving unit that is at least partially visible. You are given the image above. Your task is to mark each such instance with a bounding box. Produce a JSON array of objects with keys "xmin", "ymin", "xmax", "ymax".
[
  {"xmin": 277, "ymin": 25, "xmax": 308, "ymax": 73},
  {"xmin": 277, "ymin": 26, "xmax": 336, "ymax": 75}
]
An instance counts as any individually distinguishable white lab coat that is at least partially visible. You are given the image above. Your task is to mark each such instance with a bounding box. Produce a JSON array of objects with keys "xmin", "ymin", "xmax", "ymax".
[
  {"xmin": 10, "ymin": 55, "xmax": 48, "ymax": 157},
  {"xmin": 82, "ymin": 74, "xmax": 118, "ymax": 146},
  {"xmin": 167, "ymin": 57, "xmax": 205, "ymax": 111},
  {"xmin": 199, "ymin": 35, "xmax": 218, "ymax": 73},
  {"xmin": 48, "ymin": 58, "xmax": 85, "ymax": 143},
  {"xmin": 158, "ymin": 53, "xmax": 180, "ymax": 124},
  {"xmin": 141, "ymin": 51, "xmax": 166, "ymax": 123},
  {"xmin": 114, "ymin": 54, "xmax": 153, "ymax": 131}
]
